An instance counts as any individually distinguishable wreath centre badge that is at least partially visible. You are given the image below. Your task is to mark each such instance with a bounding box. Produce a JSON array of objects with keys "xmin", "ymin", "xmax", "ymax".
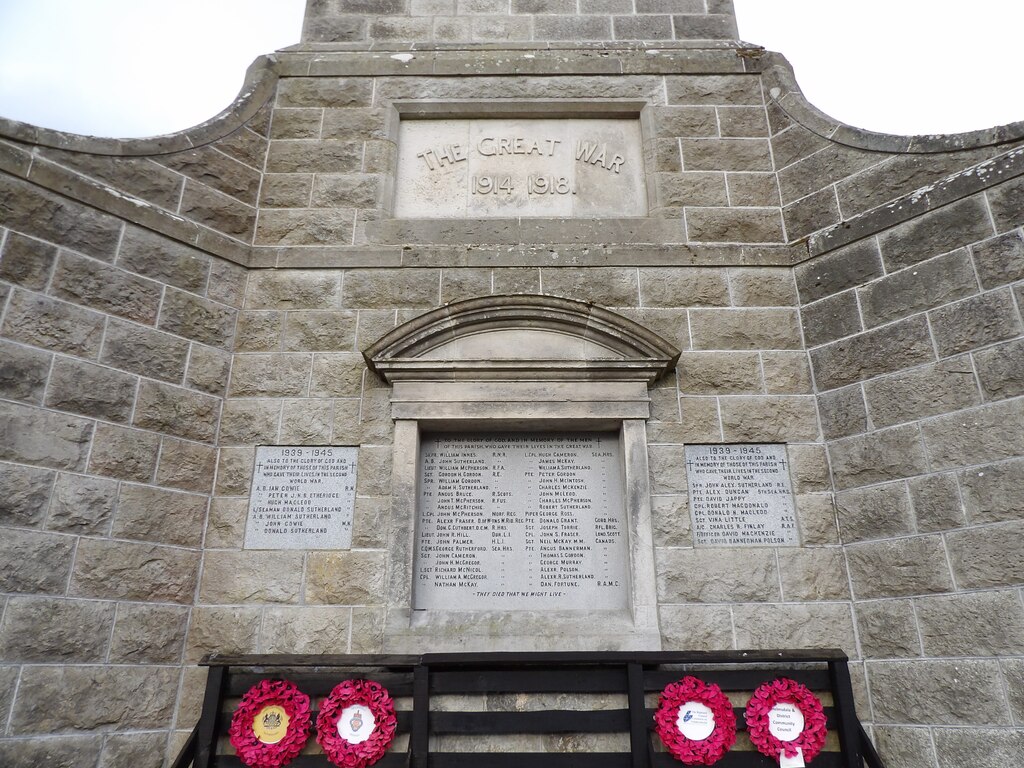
[
  {"xmin": 676, "ymin": 701, "xmax": 715, "ymax": 741},
  {"xmin": 338, "ymin": 703, "xmax": 376, "ymax": 744},
  {"xmin": 253, "ymin": 704, "xmax": 290, "ymax": 744}
]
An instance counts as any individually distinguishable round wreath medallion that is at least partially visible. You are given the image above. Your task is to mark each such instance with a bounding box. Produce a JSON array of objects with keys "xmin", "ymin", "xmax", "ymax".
[
  {"xmin": 654, "ymin": 676, "xmax": 737, "ymax": 765},
  {"xmin": 744, "ymin": 678, "xmax": 827, "ymax": 765},
  {"xmin": 229, "ymin": 679, "xmax": 312, "ymax": 768},
  {"xmin": 316, "ymin": 679, "xmax": 397, "ymax": 768}
]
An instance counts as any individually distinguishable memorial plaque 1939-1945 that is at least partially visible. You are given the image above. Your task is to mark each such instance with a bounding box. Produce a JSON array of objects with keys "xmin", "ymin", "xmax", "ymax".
[
  {"xmin": 414, "ymin": 433, "xmax": 628, "ymax": 612},
  {"xmin": 394, "ymin": 118, "xmax": 647, "ymax": 218},
  {"xmin": 685, "ymin": 444, "xmax": 799, "ymax": 547},
  {"xmin": 245, "ymin": 446, "xmax": 358, "ymax": 550}
]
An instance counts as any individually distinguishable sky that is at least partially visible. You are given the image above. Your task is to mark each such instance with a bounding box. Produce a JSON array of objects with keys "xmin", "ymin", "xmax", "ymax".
[{"xmin": 0, "ymin": 0, "xmax": 1020, "ymax": 139}]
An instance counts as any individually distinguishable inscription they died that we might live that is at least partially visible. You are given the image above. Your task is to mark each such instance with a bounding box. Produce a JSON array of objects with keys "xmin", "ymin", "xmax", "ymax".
[
  {"xmin": 685, "ymin": 444, "xmax": 799, "ymax": 547},
  {"xmin": 414, "ymin": 433, "xmax": 629, "ymax": 612},
  {"xmin": 394, "ymin": 118, "xmax": 647, "ymax": 218}
]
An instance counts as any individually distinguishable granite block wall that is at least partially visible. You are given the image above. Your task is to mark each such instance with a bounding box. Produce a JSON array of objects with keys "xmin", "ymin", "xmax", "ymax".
[{"xmin": 0, "ymin": 16, "xmax": 1023, "ymax": 767}]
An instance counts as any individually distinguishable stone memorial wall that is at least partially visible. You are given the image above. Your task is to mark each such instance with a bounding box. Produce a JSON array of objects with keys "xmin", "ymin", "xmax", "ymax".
[{"xmin": 0, "ymin": 0, "xmax": 1023, "ymax": 765}]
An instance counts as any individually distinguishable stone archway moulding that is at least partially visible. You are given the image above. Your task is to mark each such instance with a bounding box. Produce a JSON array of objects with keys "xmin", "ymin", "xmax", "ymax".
[{"xmin": 366, "ymin": 294, "xmax": 680, "ymax": 652}]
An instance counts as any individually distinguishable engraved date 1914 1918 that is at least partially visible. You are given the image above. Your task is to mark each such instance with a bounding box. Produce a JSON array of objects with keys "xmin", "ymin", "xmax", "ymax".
[{"xmin": 472, "ymin": 175, "xmax": 576, "ymax": 195}]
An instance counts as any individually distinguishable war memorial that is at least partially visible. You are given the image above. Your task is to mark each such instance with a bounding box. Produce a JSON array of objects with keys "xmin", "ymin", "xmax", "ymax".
[{"xmin": 0, "ymin": 1, "xmax": 1022, "ymax": 766}]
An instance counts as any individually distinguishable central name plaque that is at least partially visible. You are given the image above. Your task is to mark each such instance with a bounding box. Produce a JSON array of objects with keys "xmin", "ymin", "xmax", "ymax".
[
  {"xmin": 414, "ymin": 433, "xmax": 628, "ymax": 611},
  {"xmin": 245, "ymin": 445, "xmax": 358, "ymax": 550},
  {"xmin": 394, "ymin": 118, "xmax": 647, "ymax": 218},
  {"xmin": 685, "ymin": 444, "xmax": 799, "ymax": 547}
]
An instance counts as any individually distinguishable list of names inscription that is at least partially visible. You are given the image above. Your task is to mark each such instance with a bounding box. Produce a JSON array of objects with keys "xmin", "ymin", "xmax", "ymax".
[
  {"xmin": 685, "ymin": 444, "xmax": 799, "ymax": 547},
  {"xmin": 245, "ymin": 446, "xmax": 358, "ymax": 550},
  {"xmin": 414, "ymin": 433, "xmax": 628, "ymax": 611}
]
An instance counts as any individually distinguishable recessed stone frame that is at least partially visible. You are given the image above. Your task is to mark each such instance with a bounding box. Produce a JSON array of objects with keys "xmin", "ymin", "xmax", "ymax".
[
  {"xmin": 365, "ymin": 294, "xmax": 680, "ymax": 651},
  {"xmin": 365, "ymin": 100, "xmax": 660, "ymax": 243}
]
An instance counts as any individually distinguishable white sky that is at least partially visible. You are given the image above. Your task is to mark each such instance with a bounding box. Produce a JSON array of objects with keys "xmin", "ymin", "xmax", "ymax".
[{"xmin": 0, "ymin": 0, "xmax": 1020, "ymax": 138}]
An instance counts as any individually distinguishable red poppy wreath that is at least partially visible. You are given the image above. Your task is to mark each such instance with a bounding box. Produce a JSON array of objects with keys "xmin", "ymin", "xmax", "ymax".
[
  {"xmin": 229, "ymin": 679, "xmax": 312, "ymax": 768},
  {"xmin": 654, "ymin": 676, "xmax": 737, "ymax": 765},
  {"xmin": 744, "ymin": 678, "xmax": 827, "ymax": 766},
  {"xmin": 316, "ymin": 679, "xmax": 398, "ymax": 768}
]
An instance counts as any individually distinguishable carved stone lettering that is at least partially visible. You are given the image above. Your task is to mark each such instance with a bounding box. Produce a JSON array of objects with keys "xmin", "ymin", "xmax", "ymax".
[
  {"xmin": 395, "ymin": 119, "xmax": 647, "ymax": 218},
  {"xmin": 245, "ymin": 446, "xmax": 357, "ymax": 550},
  {"xmin": 685, "ymin": 444, "xmax": 800, "ymax": 547},
  {"xmin": 414, "ymin": 433, "xmax": 629, "ymax": 611}
]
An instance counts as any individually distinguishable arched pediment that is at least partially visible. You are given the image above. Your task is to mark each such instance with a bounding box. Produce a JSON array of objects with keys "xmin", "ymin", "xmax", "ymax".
[{"xmin": 364, "ymin": 294, "xmax": 679, "ymax": 383}]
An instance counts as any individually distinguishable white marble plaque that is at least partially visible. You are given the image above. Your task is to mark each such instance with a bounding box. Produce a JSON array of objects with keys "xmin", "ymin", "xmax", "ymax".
[
  {"xmin": 414, "ymin": 433, "xmax": 628, "ymax": 611},
  {"xmin": 245, "ymin": 446, "xmax": 357, "ymax": 550},
  {"xmin": 394, "ymin": 118, "xmax": 647, "ymax": 218},
  {"xmin": 685, "ymin": 444, "xmax": 799, "ymax": 547}
]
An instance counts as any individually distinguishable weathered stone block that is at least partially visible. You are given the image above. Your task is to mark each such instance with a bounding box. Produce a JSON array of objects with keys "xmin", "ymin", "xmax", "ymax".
[
  {"xmin": 615, "ymin": 307, "xmax": 689, "ymax": 351},
  {"xmin": 771, "ymin": 124, "xmax": 829, "ymax": 170},
  {"xmin": 0, "ymin": 401, "xmax": 92, "ymax": 471},
  {"xmin": 0, "ymin": 528, "xmax": 75, "ymax": 594},
  {"xmin": 859, "ymin": 249, "xmax": 978, "ymax": 328},
  {"xmin": 656, "ymin": 548, "xmax": 780, "ymax": 602},
  {"xmin": 207, "ymin": 258, "xmax": 248, "ymax": 309},
  {"xmin": 440, "ymin": 269, "xmax": 491, "ymax": 305},
  {"xmin": 267, "ymin": 140, "xmax": 363, "ymax": 174},
  {"xmin": 46, "ymin": 472, "xmax": 117, "ymax": 535},
  {"xmin": 235, "ymin": 311, "xmax": 284, "ymax": 351},
  {"xmin": 71, "ymin": 539, "xmax": 199, "ymax": 604},
  {"xmin": 229, "ymin": 353, "xmax": 311, "ymax": 397},
  {"xmin": 270, "ymin": 108, "xmax": 322, "ymax": 139},
  {"xmin": 646, "ymin": 444, "xmax": 687, "ymax": 495},
  {"xmin": 728, "ymin": 267, "xmax": 795, "ymax": 306},
  {"xmin": 2, "ymin": 289, "xmax": 105, "ymax": 358},
  {"xmin": 787, "ymin": 443, "xmax": 831, "ymax": 493},
  {"xmin": 657, "ymin": 605, "xmax": 733, "ymax": 651},
  {"xmin": 795, "ymin": 238, "xmax": 884, "ymax": 303},
  {"xmin": 284, "ymin": 310, "xmax": 357, "ymax": 351},
  {"xmin": 676, "ymin": 351, "xmax": 761, "ymax": 394},
  {"xmin": 205, "ymin": 497, "xmax": 249, "ymax": 549},
  {"xmin": 638, "ymin": 268, "xmax": 727, "ymax": 307},
  {"xmin": 648, "ymin": 106, "xmax": 718, "ymax": 137},
  {"xmin": 45, "ymin": 358, "xmax": 137, "ymax": 423},
  {"xmin": 350, "ymin": 607, "xmax": 385, "ymax": 653},
  {"xmin": 158, "ymin": 146, "xmax": 260, "ymax": 203},
  {"xmin": 0, "ymin": 596, "xmax": 115, "ymax": 662},
  {"xmin": 0, "ymin": 735, "xmax": 103, "ymax": 767},
  {"xmin": 1005, "ymin": 658, "xmax": 1024, "ymax": 726},
  {"xmin": 50, "ymin": 251, "xmax": 162, "ymax": 324},
  {"xmin": 0, "ymin": 461, "xmax": 53, "ymax": 527},
  {"xmin": 928, "ymin": 288, "xmax": 1021, "ymax": 357},
  {"xmin": 246, "ymin": 270, "xmax": 341, "ymax": 310},
  {"xmin": 541, "ymin": 267, "xmax": 639, "ymax": 307},
  {"xmin": 356, "ymin": 445, "xmax": 392, "ymax": 497},
  {"xmin": 974, "ymin": 337, "xmax": 1024, "ymax": 401},
  {"xmin": 665, "ymin": 74, "xmax": 762, "ymax": 106},
  {"xmin": 829, "ymin": 424, "xmax": 928, "ymax": 490},
  {"xmin": 262, "ymin": 607, "xmax": 353, "ymax": 654},
  {"xmin": 108, "ymin": 603, "xmax": 188, "ymax": 664},
  {"xmin": 310, "ymin": 353, "xmax": 367, "ymax": 398},
  {"xmin": 817, "ymin": 383, "xmax": 867, "ymax": 439},
  {"xmin": 99, "ymin": 731, "xmax": 168, "ymax": 768},
  {"xmin": 986, "ymin": 173, "xmax": 1024, "ymax": 231},
  {"xmin": 680, "ymin": 138, "xmax": 772, "ymax": 173},
  {"xmin": 260, "ymin": 173, "xmax": 314, "ymax": 208},
  {"xmin": 0, "ymin": 231, "xmax": 57, "ymax": 289},
  {"xmin": 10, "ymin": 665, "xmax": 179, "ymax": 733},
  {"xmin": 685, "ymin": 207, "xmax": 784, "ymax": 243},
  {"xmin": 158, "ymin": 288, "xmax": 236, "ymax": 349},
  {"xmin": 933, "ymin": 729, "xmax": 1024, "ymax": 768},
  {"xmin": 801, "ymin": 290, "xmax": 861, "ymax": 348},
  {"xmin": 276, "ymin": 77, "xmax": 373, "ymax": 108},
  {"xmin": 958, "ymin": 458, "xmax": 1024, "ymax": 525},
  {"xmin": 186, "ymin": 606, "xmax": 262, "ymax": 663},
  {"xmin": 971, "ymin": 229, "xmax": 1024, "ymax": 289},
  {"xmin": 732, "ymin": 603, "xmax": 856, "ymax": 651},
  {"xmin": 811, "ymin": 315, "xmax": 936, "ymax": 391},
  {"xmin": 908, "ymin": 473, "xmax": 965, "ymax": 532},
  {"xmin": 719, "ymin": 395, "xmax": 819, "ymax": 441},
  {"xmin": 133, "ymin": 380, "xmax": 219, "ymax": 442},
  {"xmin": 690, "ymin": 308, "xmax": 801, "ymax": 350},
  {"xmin": 795, "ymin": 493, "xmax": 840, "ymax": 545},
  {"xmin": 946, "ymin": 520, "xmax": 1024, "ymax": 589},
  {"xmin": 868, "ymin": 660, "xmax": 1009, "ymax": 725},
  {"xmin": 922, "ymin": 398, "xmax": 1024, "ymax": 470},
  {"xmin": 117, "ymin": 226, "xmax": 210, "ymax": 295},
  {"xmin": 307, "ymin": 550, "xmax": 388, "ymax": 604},
  {"xmin": 156, "ymin": 437, "xmax": 217, "ymax": 493},
  {"xmin": 778, "ymin": 548, "xmax": 849, "ymax": 600},
  {"xmin": 280, "ymin": 399, "xmax": 333, "ymax": 444},
  {"xmin": 212, "ymin": 447, "xmax": 253, "ymax": 497},
  {"xmin": 200, "ymin": 551, "xmax": 303, "ymax": 604},
  {"xmin": 854, "ymin": 599, "xmax": 922, "ymax": 659},
  {"xmin": 88, "ymin": 423, "xmax": 160, "ymax": 482},
  {"xmin": 100, "ymin": 318, "xmax": 189, "ymax": 383},
  {"xmin": 112, "ymin": 484, "xmax": 207, "ymax": 547},
  {"xmin": 672, "ymin": 12, "xmax": 736, "ymax": 39},
  {"xmin": 846, "ymin": 536, "xmax": 953, "ymax": 599},
  {"xmin": 651, "ymin": 495, "xmax": 690, "ymax": 548},
  {"xmin": 0, "ymin": 339, "xmax": 50, "ymax": 404},
  {"xmin": 777, "ymin": 143, "xmax": 880, "ymax": 205},
  {"xmin": 186, "ymin": 343, "xmax": 232, "ymax": 396},
  {"xmin": 782, "ymin": 186, "xmax": 841, "ymax": 241},
  {"xmin": 835, "ymin": 482, "xmax": 913, "ymax": 543},
  {"xmin": 878, "ymin": 196, "xmax": 994, "ymax": 271},
  {"xmin": 342, "ymin": 269, "xmax": 440, "ymax": 309},
  {"xmin": 864, "ymin": 357, "xmax": 982, "ymax": 428},
  {"xmin": 917, "ymin": 590, "xmax": 1024, "ymax": 656},
  {"xmin": 219, "ymin": 399, "xmax": 281, "ymax": 445}
]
